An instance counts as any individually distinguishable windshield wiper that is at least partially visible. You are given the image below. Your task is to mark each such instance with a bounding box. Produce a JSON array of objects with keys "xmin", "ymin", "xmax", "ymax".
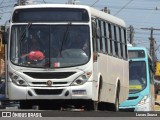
[
  {"xmin": 19, "ymin": 22, "xmax": 32, "ymax": 42},
  {"xmin": 59, "ymin": 22, "xmax": 72, "ymax": 56}
]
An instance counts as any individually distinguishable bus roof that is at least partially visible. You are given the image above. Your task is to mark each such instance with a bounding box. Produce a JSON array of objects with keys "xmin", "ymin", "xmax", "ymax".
[
  {"xmin": 12, "ymin": 4, "xmax": 126, "ymax": 27},
  {"xmin": 128, "ymin": 46, "xmax": 152, "ymax": 60},
  {"xmin": 89, "ymin": 7, "xmax": 126, "ymax": 27},
  {"xmin": 128, "ymin": 46, "xmax": 148, "ymax": 51}
]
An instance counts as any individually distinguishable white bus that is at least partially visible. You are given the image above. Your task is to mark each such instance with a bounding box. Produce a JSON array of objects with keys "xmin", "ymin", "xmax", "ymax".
[{"xmin": 4, "ymin": 4, "xmax": 129, "ymax": 111}]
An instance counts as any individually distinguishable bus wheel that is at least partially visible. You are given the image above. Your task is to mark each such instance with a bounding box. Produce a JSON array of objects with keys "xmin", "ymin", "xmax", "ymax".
[
  {"xmin": 111, "ymin": 87, "xmax": 120, "ymax": 111},
  {"xmin": 20, "ymin": 100, "xmax": 32, "ymax": 109},
  {"xmin": 93, "ymin": 101, "xmax": 98, "ymax": 111},
  {"xmin": 93, "ymin": 79, "xmax": 102, "ymax": 111},
  {"xmin": 114, "ymin": 94, "xmax": 119, "ymax": 111}
]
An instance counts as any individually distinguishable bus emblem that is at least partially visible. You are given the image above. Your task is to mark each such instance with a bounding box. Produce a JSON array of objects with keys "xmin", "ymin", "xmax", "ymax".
[{"xmin": 46, "ymin": 80, "xmax": 52, "ymax": 86}]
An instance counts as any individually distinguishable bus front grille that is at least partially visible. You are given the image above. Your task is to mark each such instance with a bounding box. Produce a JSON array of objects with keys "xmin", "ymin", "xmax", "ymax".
[
  {"xmin": 24, "ymin": 72, "xmax": 76, "ymax": 79},
  {"xmin": 127, "ymin": 96, "xmax": 138, "ymax": 100},
  {"xmin": 34, "ymin": 89, "xmax": 63, "ymax": 95},
  {"xmin": 32, "ymin": 82, "xmax": 68, "ymax": 85}
]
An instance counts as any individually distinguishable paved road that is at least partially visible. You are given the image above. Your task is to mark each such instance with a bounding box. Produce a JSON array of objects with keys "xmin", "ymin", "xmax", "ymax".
[{"xmin": 0, "ymin": 99, "xmax": 160, "ymax": 119}]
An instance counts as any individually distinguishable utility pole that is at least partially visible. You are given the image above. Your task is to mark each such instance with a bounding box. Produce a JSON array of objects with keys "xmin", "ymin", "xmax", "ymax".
[
  {"xmin": 101, "ymin": 7, "xmax": 110, "ymax": 14},
  {"xmin": 141, "ymin": 27, "xmax": 160, "ymax": 62},
  {"xmin": 128, "ymin": 25, "xmax": 134, "ymax": 45},
  {"xmin": 18, "ymin": 0, "xmax": 26, "ymax": 5},
  {"xmin": 68, "ymin": 0, "xmax": 74, "ymax": 4},
  {"xmin": 67, "ymin": 0, "xmax": 79, "ymax": 4},
  {"xmin": 26, "ymin": 0, "xmax": 33, "ymax": 5}
]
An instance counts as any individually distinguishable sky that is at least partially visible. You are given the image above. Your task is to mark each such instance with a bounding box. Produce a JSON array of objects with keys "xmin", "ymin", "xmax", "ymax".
[{"xmin": 1, "ymin": 0, "xmax": 160, "ymax": 59}]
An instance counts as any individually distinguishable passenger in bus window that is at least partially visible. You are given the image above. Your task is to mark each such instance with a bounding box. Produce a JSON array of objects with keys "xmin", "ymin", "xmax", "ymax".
[
  {"xmin": 70, "ymin": 33, "xmax": 89, "ymax": 55},
  {"xmin": 51, "ymin": 31, "xmax": 63, "ymax": 58},
  {"xmin": 29, "ymin": 34, "xmax": 41, "ymax": 51},
  {"xmin": 39, "ymin": 32, "xmax": 50, "ymax": 57},
  {"xmin": 21, "ymin": 34, "xmax": 45, "ymax": 62}
]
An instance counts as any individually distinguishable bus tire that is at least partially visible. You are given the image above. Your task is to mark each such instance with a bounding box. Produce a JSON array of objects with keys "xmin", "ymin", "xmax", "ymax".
[
  {"xmin": 111, "ymin": 85, "xmax": 120, "ymax": 111},
  {"xmin": 114, "ymin": 93, "xmax": 119, "ymax": 111},
  {"xmin": 93, "ymin": 78, "xmax": 102, "ymax": 111},
  {"xmin": 93, "ymin": 101, "xmax": 98, "ymax": 111}
]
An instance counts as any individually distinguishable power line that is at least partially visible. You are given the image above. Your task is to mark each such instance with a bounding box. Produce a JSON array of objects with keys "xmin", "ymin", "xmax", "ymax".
[
  {"xmin": 116, "ymin": 7, "xmax": 159, "ymax": 11},
  {"xmin": 104, "ymin": 5, "xmax": 160, "ymax": 11},
  {"xmin": 135, "ymin": 32, "xmax": 160, "ymax": 36},
  {"xmin": 114, "ymin": 0, "xmax": 134, "ymax": 15},
  {"xmin": 91, "ymin": 0, "xmax": 100, "ymax": 7},
  {"xmin": 0, "ymin": 0, "xmax": 5, "ymax": 7},
  {"xmin": 139, "ymin": 1, "xmax": 160, "ymax": 29}
]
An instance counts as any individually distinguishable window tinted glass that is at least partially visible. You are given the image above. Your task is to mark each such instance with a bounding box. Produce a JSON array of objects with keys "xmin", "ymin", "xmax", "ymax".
[{"xmin": 13, "ymin": 8, "xmax": 89, "ymax": 22}]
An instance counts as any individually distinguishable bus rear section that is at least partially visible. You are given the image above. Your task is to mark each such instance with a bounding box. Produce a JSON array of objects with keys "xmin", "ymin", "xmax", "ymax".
[{"xmin": 119, "ymin": 47, "xmax": 155, "ymax": 111}]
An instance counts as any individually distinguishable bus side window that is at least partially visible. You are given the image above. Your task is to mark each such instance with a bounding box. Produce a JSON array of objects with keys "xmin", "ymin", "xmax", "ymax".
[
  {"xmin": 121, "ymin": 29, "xmax": 126, "ymax": 59},
  {"xmin": 111, "ymin": 25, "xmax": 115, "ymax": 56},
  {"xmin": 96, "ymin": 19, "xmax": 101, "ymax": 52},
  {"xmin": 114, "ymin": 26, "xmax": 118, "ymax": 57},
  {"xmin": 92, "ymin": 20, "xmax": 97, "ymax": 39},
  {"xmin": 124, "ymin": 29, "xmax": 128, "ymax": 59},
  {"xmin": 100, "ymin": 21, "xmax": 106, "ymax": 53},
  {"xmin": 116, "ymin": 26, "xmax": 121, "ymax": 58},
  {"xmin": 106, "ymin": 23, "xmax": 110, "ymax": 54},
  {"xmin": 91, "ymin": 18, "xmax": 98, "ymax": 51},
  {"xmin": 104, "ymin": 22, "xmax": 108, "ymax": 54},
  {"xmin": 119, "ymin": 28, "xmax": 123, "ymax": 58},
  {"xmin": 108, "ymin": 23, "xmax": 112, "ymax": 55},
  {"xmin": 92, "ymin": 18, "xmax": 98, "ymax": 61}
]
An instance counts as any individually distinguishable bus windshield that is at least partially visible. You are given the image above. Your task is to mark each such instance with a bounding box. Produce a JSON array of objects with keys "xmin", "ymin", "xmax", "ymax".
[
  {"xmin": 10, "ymin": 25, "xmax": 90, "ymax": 68},
  {"xmin": 129, "ymin": 61, "xmax": 147, "ymax": 93}
]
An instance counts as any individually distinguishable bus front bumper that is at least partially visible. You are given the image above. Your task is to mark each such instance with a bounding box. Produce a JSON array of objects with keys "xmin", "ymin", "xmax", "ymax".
[
  {"xmin": 119, "ymin": 102, "xmax": 151, "ymax": 111},
  {"xmin": 7, "ymin": 81, "xmax": 93, "ymax": 100}
]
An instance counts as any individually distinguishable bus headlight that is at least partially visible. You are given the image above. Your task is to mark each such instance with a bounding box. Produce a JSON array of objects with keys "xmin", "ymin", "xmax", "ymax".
[
  {"xmin": 9, "ymin": 72, "xmax": 29, "ymax": 86},
  {"xmin": 71, "ymin": 72, "xmax": 92, "ymax": 86},
  {"xmin": 138, "ymin": 95, "xmax": 149, "ymax": 106}
]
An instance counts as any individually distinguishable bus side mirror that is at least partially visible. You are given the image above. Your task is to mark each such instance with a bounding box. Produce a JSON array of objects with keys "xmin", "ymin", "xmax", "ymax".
[
  {"xmin": 2, "ymin": 32, "xmax": 8, "ymax": 44},
  {"xmin": 3, "ymin": 20, "xmax": 10, "ymax": 44},
  {"xmin": 2, "ymin": 33, "xmax": 6, "ymax": 44}
]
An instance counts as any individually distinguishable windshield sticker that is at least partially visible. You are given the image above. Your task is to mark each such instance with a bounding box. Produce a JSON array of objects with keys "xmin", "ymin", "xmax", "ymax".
[{"xmin": 54, "ymin": 62, "xmax": 60, "ymax": 68}]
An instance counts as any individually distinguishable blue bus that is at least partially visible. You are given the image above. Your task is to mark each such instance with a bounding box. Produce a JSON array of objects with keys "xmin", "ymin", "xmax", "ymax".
[{"xmin": 119, "ymin": 46, "xmax": 155, "ymax": 111}]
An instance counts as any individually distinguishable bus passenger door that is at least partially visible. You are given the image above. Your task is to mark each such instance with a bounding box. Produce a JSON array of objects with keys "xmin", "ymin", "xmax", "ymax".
[
  {"xmin": 91, "ymin": 18, "xmax": 108, "ymax": 102},
  {"xmin": 92, "ymin": 19, "xmax": 99, "ymax": 101}
]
